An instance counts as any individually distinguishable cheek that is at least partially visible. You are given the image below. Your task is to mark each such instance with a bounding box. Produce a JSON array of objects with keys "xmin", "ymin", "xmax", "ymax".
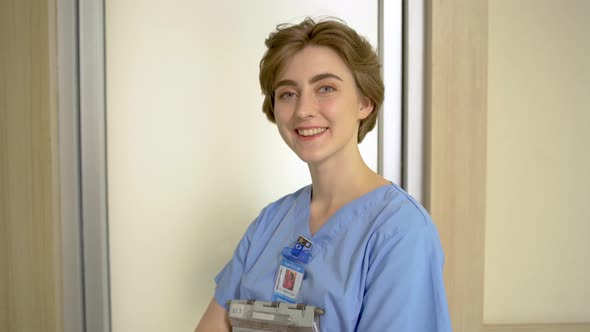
[
  {"xmin": 276, "ymin": 123, "xmax": 290, "ymax": 137},
  {"xmin": 273, "ymin": 103, "xmax": 294, "ymax": 126},
  {"xmin": 318, "ymin": 97, "xmax": 347, "ymax": 116},
  {"xmin": 274, "ymin": 115, "xmax": 293, "ymax": 141},
  {"xmin": 274, "ymin": 115, "xmax": 290, "ymax": 135},
  {"xmin": 318, "ymin": 100, "xmax": 347, "ymax": 121},
  {"xmin": 276, "ymin": 125, "xmax": 295, "ymax": 149}
]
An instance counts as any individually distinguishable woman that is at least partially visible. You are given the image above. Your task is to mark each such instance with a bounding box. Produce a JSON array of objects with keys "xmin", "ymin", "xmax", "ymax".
[{"xmin": 196, "ymin": 17, "xmax": 451, "ymax": 331}]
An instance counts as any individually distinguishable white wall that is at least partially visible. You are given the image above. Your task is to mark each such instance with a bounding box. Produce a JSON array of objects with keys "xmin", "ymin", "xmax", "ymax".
[
  {"xmin": 485, "ymin": 0, "xmax": 590, "ymax": 323},
  {"xmin": 106, "ymin": 1, "xmax": 380, "ymax": 331}
]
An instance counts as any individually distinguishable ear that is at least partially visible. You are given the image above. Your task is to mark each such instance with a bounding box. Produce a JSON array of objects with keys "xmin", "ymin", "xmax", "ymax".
[{"xmin": 358, "ymin": 96, "xmax": 374, "ymax": 120}]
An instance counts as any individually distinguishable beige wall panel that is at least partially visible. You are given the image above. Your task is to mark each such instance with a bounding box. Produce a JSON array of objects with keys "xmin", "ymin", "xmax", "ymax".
[
  {"xmin": 485, "ymin": 0, "xmax": 590, "ymax": 323},
  {"xmin": 0, "ymin": 0, "xmax": 62, "ymax": 331},
  {"xmin": 428, "ymin": 0, "xmax": 590, "ymax": 331}
]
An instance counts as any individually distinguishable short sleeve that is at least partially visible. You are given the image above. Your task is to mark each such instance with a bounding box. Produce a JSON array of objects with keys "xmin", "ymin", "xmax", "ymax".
[
  {"xmin": 213, "ymin": 216, "xmax": 259, "ymax": 310},
  {"xmin": 356, "ymin": 215, "xmax": 451, "ymax": 331}
]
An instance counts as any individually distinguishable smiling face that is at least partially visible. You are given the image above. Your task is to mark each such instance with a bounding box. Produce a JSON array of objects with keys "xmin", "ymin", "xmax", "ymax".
[{"xmin": 273, "ymin": 46, "xmax": 374, "ymax": 166}]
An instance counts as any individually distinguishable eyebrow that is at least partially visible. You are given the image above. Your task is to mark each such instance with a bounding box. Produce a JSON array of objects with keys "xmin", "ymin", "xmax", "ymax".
[{"xmin": 274, "ymin": 73, "xmax": 343, "ymax": 90}]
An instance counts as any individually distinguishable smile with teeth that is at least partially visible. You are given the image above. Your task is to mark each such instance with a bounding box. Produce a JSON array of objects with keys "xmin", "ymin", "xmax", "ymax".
[{"xmin": 297, "ymin": 127, "xmax": 328, "ymax": 137}]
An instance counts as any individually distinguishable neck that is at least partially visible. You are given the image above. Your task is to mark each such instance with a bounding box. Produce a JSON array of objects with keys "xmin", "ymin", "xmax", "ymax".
[{"xmin": 307, "ymin": 147, "xmax": 387, "ymax": 210}]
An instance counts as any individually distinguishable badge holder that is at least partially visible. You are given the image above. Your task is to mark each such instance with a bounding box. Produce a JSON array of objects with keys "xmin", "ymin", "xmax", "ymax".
[{"xmin": 271, "ymin": 236, "xmax": 312, "ymax": 304}]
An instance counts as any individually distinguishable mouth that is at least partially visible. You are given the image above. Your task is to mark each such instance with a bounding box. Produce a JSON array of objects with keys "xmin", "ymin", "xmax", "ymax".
[{"xmin": 296, "ymin": 127, "xmax": 328, "ymax": 137}]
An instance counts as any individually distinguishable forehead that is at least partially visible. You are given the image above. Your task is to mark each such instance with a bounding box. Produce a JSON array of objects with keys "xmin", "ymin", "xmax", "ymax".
[{"xmin": 276, "ymin": 45, "xmax": 353, "ymax": 82}]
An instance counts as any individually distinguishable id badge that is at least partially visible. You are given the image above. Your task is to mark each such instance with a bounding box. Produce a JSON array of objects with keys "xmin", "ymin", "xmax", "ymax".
[
  {"xmin": 272, "ymin": 236, "xmax": 312, "ymax": 303},
  {"xmin": 273, "ymin": 257, "xmax": 305, "ymax": 303}
]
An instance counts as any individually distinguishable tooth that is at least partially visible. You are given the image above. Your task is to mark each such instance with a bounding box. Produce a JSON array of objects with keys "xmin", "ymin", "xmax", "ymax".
[{"xmin": 298, "ymin": 128, "xmax": 326, "ymax": 136}]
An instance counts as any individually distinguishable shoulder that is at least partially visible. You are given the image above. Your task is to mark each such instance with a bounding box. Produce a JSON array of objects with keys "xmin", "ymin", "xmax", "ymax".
[
  {"xmin": 257, "ymin": 185, "xmax": 309, "ymax": 220},
  {"xmin": 247, "ymin": 185, "xmax": 310, "ymax": 236},
  {"xmin": 370, "ymin": 183, "xmax": 441, "ymax": 249}
]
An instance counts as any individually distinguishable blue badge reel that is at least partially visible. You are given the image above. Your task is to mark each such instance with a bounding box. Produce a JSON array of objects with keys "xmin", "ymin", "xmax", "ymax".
[{"xmin": 272, "ymin": 236, "xmax": 312, "ymax": 303}]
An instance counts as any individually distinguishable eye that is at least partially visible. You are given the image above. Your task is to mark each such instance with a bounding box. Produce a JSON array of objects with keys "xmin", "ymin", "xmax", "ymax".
[
  {"xmin": 278, "ymin": 91, "xmax": 297, "ymax": 100},
  {"xmin": 318, "ymin": 85, "xmax": 335, "ymax": 94}
]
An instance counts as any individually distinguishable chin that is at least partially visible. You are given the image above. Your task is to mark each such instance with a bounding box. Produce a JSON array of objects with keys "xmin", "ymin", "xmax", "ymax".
[{"xmin": 295, "ymin": 151, "xmax": 329, "ymax": 165}]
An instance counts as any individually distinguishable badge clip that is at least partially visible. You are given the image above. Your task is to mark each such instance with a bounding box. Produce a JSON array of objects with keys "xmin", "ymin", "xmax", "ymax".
[{"xmin": 291, "ymin": 236, "xmax": 312, "ymax": 257}]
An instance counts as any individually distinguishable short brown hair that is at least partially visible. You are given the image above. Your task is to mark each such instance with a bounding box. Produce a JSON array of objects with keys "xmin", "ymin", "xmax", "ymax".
[{"xmin": 259, "ymin": 17, "xmax": 384, "ymax": 143}]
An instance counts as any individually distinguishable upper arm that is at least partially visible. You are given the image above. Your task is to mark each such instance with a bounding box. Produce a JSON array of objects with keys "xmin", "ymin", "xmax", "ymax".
[
  {"xmin": 195, "ymin": 298, "xmax": 231, "ymax": 332},
  {"xmin": 214, "ymin": 213, "xmax": 261, "ymax": 309},
  {"xmin": 355, "ymin": 224, "xmax": 451, "ymax": 332}
]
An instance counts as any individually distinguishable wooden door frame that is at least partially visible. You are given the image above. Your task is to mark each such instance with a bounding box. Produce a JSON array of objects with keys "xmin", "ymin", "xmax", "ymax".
[
  {"xmin": 2, "ymin": 0, "xmax": 62, "ymax": 331},
  {"xmin": 424, "ymin": 0, "xmax": 590, "ymax": 331}
]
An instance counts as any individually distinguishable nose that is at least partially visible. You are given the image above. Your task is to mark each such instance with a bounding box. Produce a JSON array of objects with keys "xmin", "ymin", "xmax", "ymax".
[{"xmin": 294, "ymin": 89, "xmax": 318, "ymax": 119}]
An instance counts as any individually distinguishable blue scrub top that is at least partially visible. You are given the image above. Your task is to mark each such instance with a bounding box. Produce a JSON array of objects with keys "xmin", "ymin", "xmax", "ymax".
[{"xmin": 214, "ymin": 183, "xmax": 452, "ymax": 332}]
